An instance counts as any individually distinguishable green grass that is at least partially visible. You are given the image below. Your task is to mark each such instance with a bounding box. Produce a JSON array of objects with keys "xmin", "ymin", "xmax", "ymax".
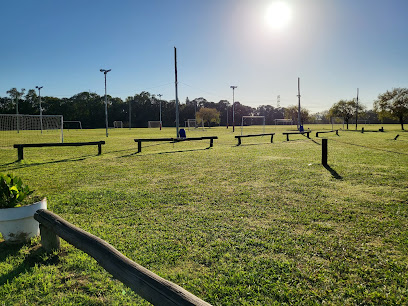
[{"xmin": 1, "ymin": 124, "xmax": 407, "ymax": 305}]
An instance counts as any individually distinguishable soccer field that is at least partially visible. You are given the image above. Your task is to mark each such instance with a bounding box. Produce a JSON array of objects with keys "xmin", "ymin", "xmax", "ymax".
[{"xmin": 1, "ymin": 124, "xmax": 407, "ymax": 305}]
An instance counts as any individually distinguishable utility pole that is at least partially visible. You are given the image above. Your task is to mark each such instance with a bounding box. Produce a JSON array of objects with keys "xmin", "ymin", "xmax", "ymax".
[
  {"xmin": 174, "ymin": 47, "xmax": 179, "ymax": 137},
  {"xmin": 157, "ymin": 94, "xmax": 162, "ymax": 130},
  {"xmin": 355, "ymin": 88, "xmax": 359, "ymax": 130},
  {"xmin": 129, "ymin": 98, "xmax": 132, "ymax": 130},
  {"xmin": 230, "ymin": 86, "xmax": 237, "ymax": 132},
  {"xmin": 277, "ymin": 95, "xmax": 280, "ymax": 108},
  {"xmin": 297, "ymin": 78, "xmax": 301, "ymax": 130},
  {"xmin": 100, "ymin": 69, "xmax": 111, "ymax": 137},
  {"xmin": 35, "ymin": 86, "xmax": 43, "ymax": 133}
]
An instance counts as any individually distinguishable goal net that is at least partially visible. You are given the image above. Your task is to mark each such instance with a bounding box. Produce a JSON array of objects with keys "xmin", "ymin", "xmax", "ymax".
[
  {"xmin": 331, "ymin": 117, "xmax": 344, "ymax": 130},
  {"xmin": 241, "ymin": 116, "xmax": 265, "ymax": 135},
  {"xmin": 148, "ymin": 121, "xmax": 162, "ymax": 128},
  {"xmin": 186, "ymin": 119, "xmax": 204, "ymax": 131},
  {"xmin": 0, "ymin": 114, "xmax": 63, "ymax": 147},
  {"xmin": 113, "ymin": 121, "xmax": 123, "ymax": 128},
  {"xmin": 274, "ymin": 119, "xmax": 293, "ymax": 125},
  {"xmin": 64, "ymin": 121, "xmax": 82, "ymax": 129}
]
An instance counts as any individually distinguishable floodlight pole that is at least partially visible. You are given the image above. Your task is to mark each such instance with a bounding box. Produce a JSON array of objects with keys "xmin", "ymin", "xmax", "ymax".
[
  {"xmin": 158, "ymin": 94, "xmax": 162, "ymax": 130},
  {"xmin": 100, "ymin": 69, "xmax": 111, "ymax": 137},
  {"xmin": 355, "ymin": 88, "xmax": 359, "ymax": 130},
  {"xmin": 230, "ymin": 86, "xmax": 237, "ymax": 132},
  {"xmin": 174, "ymin": 47, "xmax": 180, "ymax": 137},
  {"xmin": 297, "ymin": 77, "xmax": 301, "ymax": 130},
  {"xmin": 36, "ymin": 86, "xmax": 43, "ymax": 133},
  {"xmin": 129, "ymin": 98, "xmax": 132, "ymax": 130}
]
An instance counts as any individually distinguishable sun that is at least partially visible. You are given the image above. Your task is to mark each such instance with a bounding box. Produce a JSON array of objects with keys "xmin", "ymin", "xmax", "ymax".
[{"xmin": 265, "ymin": 1, "xmax": 292, "ymax": 30}]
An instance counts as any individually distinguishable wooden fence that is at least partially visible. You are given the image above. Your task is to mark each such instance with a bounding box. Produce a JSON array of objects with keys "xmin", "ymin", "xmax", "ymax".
[{"xmin": 34, "ymin": 209, "xmax": 211, "ymax": 306}]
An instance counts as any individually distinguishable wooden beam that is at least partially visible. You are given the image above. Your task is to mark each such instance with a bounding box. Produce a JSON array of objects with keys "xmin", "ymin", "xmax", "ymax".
[{"xmin": 34, "ymin": 209, "xmax": 210, "ymax": 306}]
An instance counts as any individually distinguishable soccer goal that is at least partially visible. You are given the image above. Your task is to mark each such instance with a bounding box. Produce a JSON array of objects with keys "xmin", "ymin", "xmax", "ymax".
[
  {"xmin": 113, "ymin": 121, "xmax": 123, "ymax": 128},
  {"xmin": 148, "ymin": 121, "xmax": 162, "ymax": 128},
  {"xmin": 0, "ymin": 114, "xmax": 63, "ymax": 147},
  {"xmin": 64, "ymin": 121, "xmax": 82, "ymax": 129},
  {"xmin": 274, "ymin": 119, "xmax": 293, "ymax": 126},
  {"xmin": 241, "ymin": 116, "xmax": 265, "ymax": 135},
  {"xmin": 186, "ymin": 119, "xmax": 204, "ymax": 131},
  {"xmin": 331, "ymin": 117, "xmax": 344, "ymax": 130}
]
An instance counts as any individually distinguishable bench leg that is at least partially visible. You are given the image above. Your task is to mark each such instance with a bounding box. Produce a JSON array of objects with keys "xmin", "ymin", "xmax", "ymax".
[
  {"xmin": 307, "ymin": 132, "xmax": 310, "ymax": 139},
  {"xmin": 98, "ymin": 144, "xmax": 102, "ymax": 155},
  {"xmin": 270, "ymin": 135, "xmax": 274, "ymax": 143},
  {"xmin": 210, "ymin": 139, "xmax": 214, "ymax": 148},
  {"xmin": 237, "ymin": 137, "xmax": 241, "ymax": 146},
  {"xmin": 336, "ymin": 130, "xmax": 339, "ymax": 136},
  {"xmin": 17, "ymin": 147, "xmax": 24, "ymax": 161},
  {"xmin": 137, "ymin": 141, "xmax": 142, "ymax": 153},
  {"xmin": 286, "ymin": 134, "xmax": 289, "ymax": 141}
]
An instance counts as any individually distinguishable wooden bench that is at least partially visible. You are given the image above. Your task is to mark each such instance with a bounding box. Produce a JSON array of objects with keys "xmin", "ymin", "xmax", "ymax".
[
  {"xmin": 134, "ymin": 136, "xmax": 218, "ymax": 153},
  {"xmin": 13, "ymin": 141, "xmax": 106, "ymax": 161},
  {"xmin": 282, "ymin": 131, "xmax": 311, "ymax": 141},
  {"xmin": 316, "ymin": 130, "xmax": 339, "ymax": 137},
  {"xmin": 235, "ymin": 133, "xmax": 275, "ymax": 146}
]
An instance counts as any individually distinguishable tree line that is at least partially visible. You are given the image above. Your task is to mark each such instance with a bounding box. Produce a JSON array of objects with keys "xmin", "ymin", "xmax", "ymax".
[{"xmin": 1, "ymin": 87, "xmax": 407, "ymax": 129}]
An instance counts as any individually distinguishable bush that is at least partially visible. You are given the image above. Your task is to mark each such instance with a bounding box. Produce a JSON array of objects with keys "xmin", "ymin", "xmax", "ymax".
[{"xmin": 0, "ymin": 173, "xmax": 33, "ymax": 208}]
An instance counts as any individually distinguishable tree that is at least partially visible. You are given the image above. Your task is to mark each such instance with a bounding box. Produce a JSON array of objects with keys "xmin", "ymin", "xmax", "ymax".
[
  {"xmin": 6, "ymin": 88, "xmax": 25, "ymax": 115},
  {"xmin": 329, "ymin": 99, "xmax": 364, "ymax": 129},
  {"xmin": 284, "ymin": 105, "xmax": 310, "ymax": 125},
  {"xmin": 196, "ymin": 107, "xmax": 220, "ymax": 127},
  {"xmin": 374, "ymin": 88, "xmax": 408, "ymax": 130}
]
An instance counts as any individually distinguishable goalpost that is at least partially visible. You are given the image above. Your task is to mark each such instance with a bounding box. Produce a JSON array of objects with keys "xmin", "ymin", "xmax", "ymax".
[
  {"xmin": 241, "ymin": 116, "xmax": 265, "ymax": 135},
  {"xmin": 148, "ymin": 121, "xmax": 162, "ymax": 128},
  {"xmin": 331, "ymin": 117, "xmax": 344, "ymax": 130},
  {"xmin": 64, "ymin": 121, "xmax": 82, "ymax": 129},
  {"xmin": 186, "ymin": 119, "xmax": 204, "ymax": 131},
  {"xmin": 0, "ymin": 114, "xmax": 63, "ymax": 147},
  {"xmin": 274, "ymin": 119, "xmax": 293, "ymax": 126},
  {"xmin": 113, "ymin": 121, "xmax": 123, "ymax": 128}
]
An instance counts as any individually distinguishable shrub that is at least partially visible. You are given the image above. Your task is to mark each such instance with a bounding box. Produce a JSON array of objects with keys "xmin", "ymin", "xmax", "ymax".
[{"xmin": 0, "ymin": 173, "xmax": 33, "ymax": 209}]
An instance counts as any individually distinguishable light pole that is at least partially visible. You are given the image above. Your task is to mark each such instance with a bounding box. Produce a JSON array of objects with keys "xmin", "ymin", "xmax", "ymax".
[
  {"xmin": 35, "ymin": 86, "xmax": 43, "ymax": 133},
  {"xmin": 230, "ymin": 86, "xmax": 237, "ymax": 132},
  {"xmin": 157, "ymin": 94, "xmax": 163, "ymax": 130},
  {"xmin": 100, "ymin": 69, "xmax": 111, "ymax": 137}
]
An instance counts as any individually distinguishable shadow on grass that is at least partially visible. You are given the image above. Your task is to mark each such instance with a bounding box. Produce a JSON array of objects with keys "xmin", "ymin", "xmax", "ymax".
[
  {"xmin": 0, "ymin": 156, "xmax": 91, "ymax": 171},
  {"xmin": 0, "ymin": 241, "xmax": 61, "ymax": 286},
  {"xmin": 119, "ymin": 147, "xmax": 211, "ymax": 158},
  {"xmin": 324, "ymin": 164, "xmax": 343, "ymax": 180}
]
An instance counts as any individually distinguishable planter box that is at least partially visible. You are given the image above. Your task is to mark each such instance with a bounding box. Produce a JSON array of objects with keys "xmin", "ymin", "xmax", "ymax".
[{"xmin": 0, "ymin": 198, "xmax": 47, "ymax": 243}]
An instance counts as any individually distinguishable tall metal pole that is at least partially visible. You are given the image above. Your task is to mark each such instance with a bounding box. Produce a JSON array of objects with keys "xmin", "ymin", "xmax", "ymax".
[
  {"xmin": 100, "ymin": 69, "xmax": 111, "ymax": 137},
  {"xmin": 355, "ymin": 88, "xmax": 359, "ymax": 130},
  {"xmin": 297, "ymin": 77, "xmax": 301, "ymax": 130},
  {"xmin": 157, "ymin": 94, "xmax": 162, "ymax": 130},
  {"xmin": 226, "ymin": 102, "xmax": 229, "ymax": 129},
  {"xmin": 36, "ymin": 86, "xmax": 43, "ymax": 133},
  {"xmin": 174, "ymin": 47, "xmax": 179, "ymax": 137},
  {"xmin": 129, "ymin": 97, "xmax": 131, "ymax": 130},
  {"xmin": 230, "ymin": 86, "xmax": 237, "ymax": 132}
]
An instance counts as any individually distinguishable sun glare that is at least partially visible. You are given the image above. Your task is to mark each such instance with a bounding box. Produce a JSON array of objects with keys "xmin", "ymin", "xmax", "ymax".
[{"xmin": 265, "ymin": 1, "xmax": 292, "ymax": 30}]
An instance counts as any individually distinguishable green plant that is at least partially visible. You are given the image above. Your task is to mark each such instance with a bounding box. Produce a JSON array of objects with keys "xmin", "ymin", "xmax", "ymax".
[{"xmin": 0, "ymin": 173, "xmax": 33, "ymax": 208}]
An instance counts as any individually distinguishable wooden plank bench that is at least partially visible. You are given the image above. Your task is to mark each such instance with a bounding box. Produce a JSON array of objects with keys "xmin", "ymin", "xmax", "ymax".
[
  {"xmin": 134, "ymin": 136, "xmax": 218, "ymax": 153},
  {"xmin": 282, "ymin": 131, "xmax": 311, "ymax": 141},
  {"xmin": 316, "ymin": 130, "xmax": 339, "ymax": 137},
  {"xmin": 235, "ymin": 133, "xmax": 275, "ymax": 146},
  {"xmin": 13, "ymin": 141, "xmax": 106, "ymax": 161}
]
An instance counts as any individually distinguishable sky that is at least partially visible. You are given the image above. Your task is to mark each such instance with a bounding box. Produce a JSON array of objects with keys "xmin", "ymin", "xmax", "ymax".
[{"xmin": 1, "ymin": 0, "xmax": 407, "ymax": 113}]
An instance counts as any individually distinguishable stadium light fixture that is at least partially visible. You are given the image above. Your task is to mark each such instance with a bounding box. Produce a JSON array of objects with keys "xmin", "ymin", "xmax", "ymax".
[
  {"xmin": 100, "ymin": 69, "xmax": 111, "ymax": 137},
  {"xmin": 230, "ymin": 86, "xmax": 237, "ymax": 132},
  {"xmin": 35, "ymin": 86, "xmax": 43, "ymax": 133}
]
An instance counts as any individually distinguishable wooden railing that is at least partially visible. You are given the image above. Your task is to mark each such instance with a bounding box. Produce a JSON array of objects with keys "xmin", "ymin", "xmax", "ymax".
[{"xmin": 34, "ymin": 209, "xmax": 211, "ymax": 306}]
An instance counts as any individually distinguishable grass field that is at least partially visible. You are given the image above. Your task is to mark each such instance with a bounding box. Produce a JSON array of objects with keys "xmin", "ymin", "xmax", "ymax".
[{"xmin": 1, "ymin": 124, "xmax": 407, "ymax": 305}]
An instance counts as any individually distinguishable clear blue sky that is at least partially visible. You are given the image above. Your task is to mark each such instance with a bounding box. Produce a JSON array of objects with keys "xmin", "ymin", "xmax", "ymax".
[{"xmin": 1, "ymin": 0, "xmax": 407, "ymax": 113}]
